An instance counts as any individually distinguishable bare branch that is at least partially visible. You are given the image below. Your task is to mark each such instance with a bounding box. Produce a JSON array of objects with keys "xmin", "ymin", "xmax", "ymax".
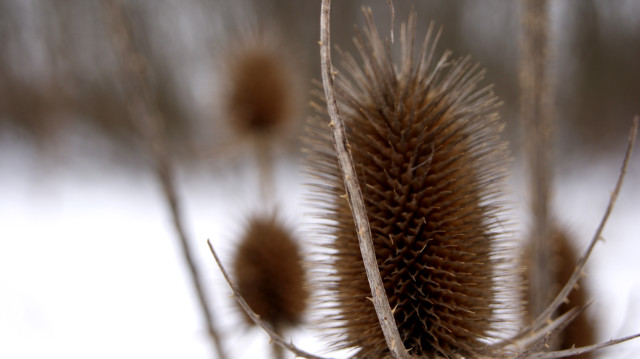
[
  {"xmin": 207, "ymin": 240, "xmax": 331, "ymax": 359},
  {"xmin": 528, "ymin": 333, "xmax": 640, "ymax": 359},
  {"xmin": 319, "ymin": 1, "xmax": 410, "ymax": 358},
  {"xmin": 514, "ymin": 303, "xmax": 588, "ymax": 359},
  {"xmin": 102, "ymin": 2, "xmax": 226, "ymax": 358},
  {"xmin": 522, "ymin": 116, "xmax": 638, "ymax": 337}
]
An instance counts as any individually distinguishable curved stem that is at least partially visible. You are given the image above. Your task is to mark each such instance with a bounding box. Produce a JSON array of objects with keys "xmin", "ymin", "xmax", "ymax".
[{"xmin": 319, "ymin": 1, "xmax": 409, "ymax": 358}]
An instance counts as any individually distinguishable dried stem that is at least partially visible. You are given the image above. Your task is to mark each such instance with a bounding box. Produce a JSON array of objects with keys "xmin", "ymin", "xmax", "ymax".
[
  {"xmin": 207, "ymin": 240, "xmax": 330, "ymax": 359},
  {"xmin": 102, "ymin": 2, "xmax": 226, "ymax": 358},
  {"xmin": 521, "ymin": 0, "xmax": 554, "ymax": 318},
  {"xmin": 514, "ymin": 303, "xmax": 589, "ymax": 359},
  {"xmin": 319, "ymin": 1, "xmax": 409, "ymax": 358},
  {"xmin": 528, "ymin": 333, "xmax": 640, "ymax": 359},
  {"xmin": 521, "ymin": 116, "xmax": 638, "ymax": 338},
  {"xmin": 486, "ymin": 116, "xmax": 640, "ymax": 357}
]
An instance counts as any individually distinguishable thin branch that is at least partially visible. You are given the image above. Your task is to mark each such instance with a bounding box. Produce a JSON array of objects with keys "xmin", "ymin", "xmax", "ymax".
[
  {"xmin": 523, "ymin": 116, "xmax": 639, "ymax": 337},
  {"xmin": 514, "ymin": 303, "xmax": 589, "ymax": 359},
  {"xmin": 206, "ymin": 240, "xmax": 331, "ymax": 359},
  {"xmin": 528, "ymin": 333, "xmax": 640, "ymax": 359},
  {"xmin": 102, "ymin": 2, "xmax": 226, "ymax": 358},
  {"xmin": 319, "ymin": 1, "xmax": 409, "ymax": 358},
  {"xmin": 495, "ymin": 304, "xmax": 577, "ymax": 356}
]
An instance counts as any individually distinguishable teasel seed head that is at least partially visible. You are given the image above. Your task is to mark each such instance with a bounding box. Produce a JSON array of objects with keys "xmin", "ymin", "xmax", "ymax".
[
  {"xmin": 232, "ymin": 215, "xmax": 308, "ymax": 331},
  {"xmin": 306, "ymin": 9, "xmax": 517, "ymax": 359},
  {"xmin": 522, "ymin": 227, "xmax": 596, "ymax": 358},
  {"xmin": 222, "ymin": 30, "xmax": 300, "ymax": 141}
]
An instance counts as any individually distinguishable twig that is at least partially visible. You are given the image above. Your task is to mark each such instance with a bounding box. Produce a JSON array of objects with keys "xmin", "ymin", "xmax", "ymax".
[
  {"xmin": 102, "ymin": 2, "xmax": 227, "ymax": 358},
  {"xmin": 514, "ymin": 303, "xmax": 589, "ymax": 359},
  {"xmin": 523, "ymin": 116, "xmax": 638, "ymax": 337},
  {"xmin": 528, "ymin": 333, "xmax": 640, "ymax": 359},
  {"xmin": 319, "ymin": 1, "xmax": 409, "ymax": 358},
  {"xmin": 206, "ymin": 240, "xmax": 331, "ymax": 359}
]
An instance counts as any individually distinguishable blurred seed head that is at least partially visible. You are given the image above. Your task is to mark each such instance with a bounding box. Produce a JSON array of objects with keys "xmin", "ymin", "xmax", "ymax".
[
  {"xmin": 222, "ymin": 29, "xmax": 301, "ymax": 142},
  {"xmin": 306, "ymin": 9, "xmax": 516, "ymax": 358},
  {"xmin": 522, "ymin": 227, "xmax": 596, "ymax": 358},
  {"xmin": 232, "ymin": 215, "xmax": 308, "ymax": 331}
]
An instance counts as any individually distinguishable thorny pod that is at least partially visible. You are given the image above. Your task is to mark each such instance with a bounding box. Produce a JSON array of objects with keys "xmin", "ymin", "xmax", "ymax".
[{"xmin": 306, "ymin": 9, "xmax": 519, "ymax": 359}]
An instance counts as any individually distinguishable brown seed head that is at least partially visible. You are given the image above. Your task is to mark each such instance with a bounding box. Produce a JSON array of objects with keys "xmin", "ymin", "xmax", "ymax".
[
  {"xmin": 306, "ymin": 9, "xmax": 515, "ymax": 358},
  {"xmin": 522, "ymin": 227, "xmax": 596, "ymax": 359},
  {"xmin": 223, "ymin": 32, "xmax": 298, "ymax": 139},
  {"xmin": 232, "ymin": 215, "xmax": 308, "ymax": 330}
]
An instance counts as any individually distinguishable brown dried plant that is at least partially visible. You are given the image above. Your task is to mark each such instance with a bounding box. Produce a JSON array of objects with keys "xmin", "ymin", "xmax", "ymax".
[
  {"xmin": 59, "ymin": 0, "xmax": 638, "ymax": 358},
  {"xmin": 221, "ymin": 29, "xmax": 303, "ymax": 202},
  {"xmin": 522, "ymin": 227, "xmax": 596, "ymax": 359},
  {"xmin": 232, "ymin": 215, "xmax": 309, "ymax": 358},
  {"xmin": 308, "ymin": 8, "xmax": 512, "ymax": 359},
  {"xmin": 221, "ymin": 23, "xmax": 308, "ymax": 359},
  {"xmin": 520, "ymin": 1, "xmax": 596, "ymax": 357},
  {"xmin": 205, "ymin": 2, "xmax": 640, "ymax": 359},
  {"xmin": 225, "ymin": 39, "xmax": 296, "ymax": 138}
]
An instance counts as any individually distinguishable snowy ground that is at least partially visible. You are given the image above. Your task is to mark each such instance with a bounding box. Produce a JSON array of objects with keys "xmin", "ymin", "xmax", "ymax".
[{"xmin": 1, "ymin": 128, "xmax": 639, "ymax": 359}]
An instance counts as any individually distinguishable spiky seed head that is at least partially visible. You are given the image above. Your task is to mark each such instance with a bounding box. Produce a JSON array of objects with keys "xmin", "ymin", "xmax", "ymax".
[
  {"xmin": 232, "ymin": 215, "xmax": 308, "ymax": 330},
  {"xmin": 223, "ymin": 31, "xmax": 299, "ymax": 139},
  {"xmin": 306, "ymin": 9, "xmax": 516, "ymax": 358}
]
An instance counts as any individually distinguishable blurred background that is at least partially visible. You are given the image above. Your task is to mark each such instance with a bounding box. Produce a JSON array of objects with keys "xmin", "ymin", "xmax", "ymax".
[{"xmin": 0, "ymin": 0, "xmax": 638, "ymax": 358}]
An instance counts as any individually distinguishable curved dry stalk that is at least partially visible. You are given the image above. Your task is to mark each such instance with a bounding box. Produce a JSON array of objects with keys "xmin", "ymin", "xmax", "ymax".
[
  {"xmin": 527, "ymin": 333, "xmax": 640, "ymax": 359},
  {"xmin": 319, "ymin": 1, "xmax": 409, "ymax": 358},
  {"xmin": 526, "ymin": 116, "xmax": 638, "ymax": 335},
  {"xmin": 102, "ymin": 2, "xmax": 226, "ymax": 358},
  {"xmin": 490, "ymin": 116, "xmax": 640, "ymax": 356},
  {"xmin": 207, "ymin": 240, "xmax": 331, "ymax": 359}
]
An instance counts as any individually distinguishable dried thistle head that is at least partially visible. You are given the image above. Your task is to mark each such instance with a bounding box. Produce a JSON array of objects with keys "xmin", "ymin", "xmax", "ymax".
[
  {"xmin": 306, "ymin": 9, "xmax": 517, "ymax": 358},
  {"xmin": 522, "ymin": 227, "xmax": 596, "ymax": 359},
  {"xmin": 232, "ymin": 215, "xmax": 308, "ymax": 331},
  {"xmin": 222, "ymin": 30, "xmax": 300, "ymax": 140}
]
